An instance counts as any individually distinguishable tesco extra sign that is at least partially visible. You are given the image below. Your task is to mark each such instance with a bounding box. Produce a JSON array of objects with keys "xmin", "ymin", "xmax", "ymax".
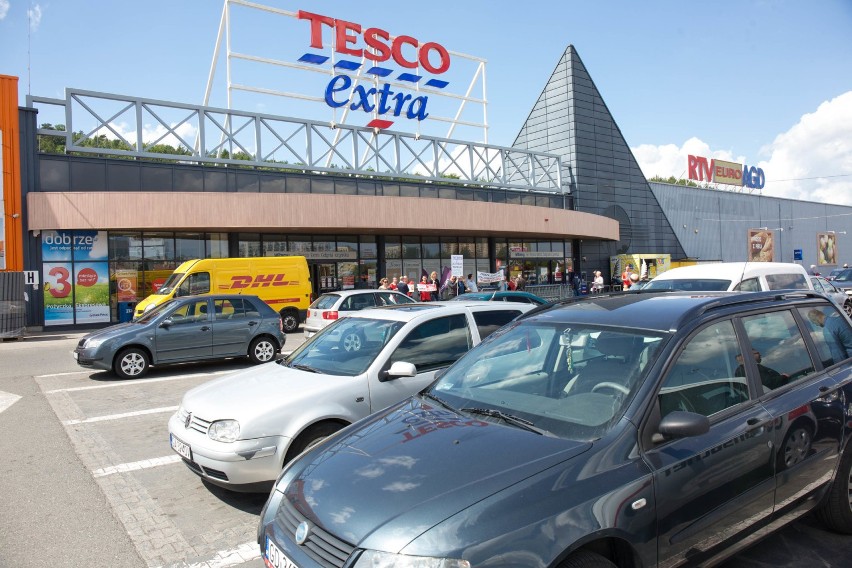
[
  {"xmin": 687, "ymin": 154, "xmax": 765, "ymax": 190},
  {"xmin": 298, "ymin": 10, "xmax": 451, "ymax": 128}
]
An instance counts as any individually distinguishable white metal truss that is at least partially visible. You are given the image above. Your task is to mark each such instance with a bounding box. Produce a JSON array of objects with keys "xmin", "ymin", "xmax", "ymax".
[{"xmin": 27, "ymin": 89, "xmax": 563, "ymax": 193}]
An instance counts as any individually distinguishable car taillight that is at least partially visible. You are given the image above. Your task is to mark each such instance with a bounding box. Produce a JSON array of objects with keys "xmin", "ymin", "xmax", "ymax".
[
  {"xmin": 306, "ymin": 309, "xmax": 311, "ymax": 318},
  {"xmin": 279, "ymin": 318, "xmax": 284, "ymax": 332},
  {"xmin": 322, "ymin": 311, "xmax": 339, "ymax": 320}
]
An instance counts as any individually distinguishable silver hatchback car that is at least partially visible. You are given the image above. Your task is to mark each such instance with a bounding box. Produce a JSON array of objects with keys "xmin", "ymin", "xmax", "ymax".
[{"xmin": 303, "ymin": 289, "xmax": 415, "ymax": 338}]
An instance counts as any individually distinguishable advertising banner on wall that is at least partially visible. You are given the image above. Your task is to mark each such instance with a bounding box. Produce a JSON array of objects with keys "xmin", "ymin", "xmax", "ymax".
[
  {"xmin": 74, "ymin": 262, "xmax": 110, "ymax": 323},
  {"xmin": 817, "ymin": 232, "xmax": 837, "ymax": 266},
  {"xmin": 43, "ymin": 262, "xmax": 75, "ymax": 325},
  {"xmin": 116, "ymin": 269, "xmax": 138, "ymax": 302},
  {"xmin": 748, "ymin": 229, "xmax": 775, "ymax": 262}
]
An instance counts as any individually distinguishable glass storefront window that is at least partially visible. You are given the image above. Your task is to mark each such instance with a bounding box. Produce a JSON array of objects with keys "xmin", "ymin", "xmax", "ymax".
[
  {"xmin": 314, "ymin": 237, "xmax": 336, "ymax": 252},
  {"xmin": 141, "ymin": 260, "xmax": 177, "ymax": 297},
  {"xmin": 337, "ymin": 237, "xmax": 357, "ymax": 256},
  {"xmin": 238, "ymin": 232, "xmax": 261, "ymax": 257},
  {"xmin": 422, "ymin": 237, "xmax": 440, "ymax": 259},
  {"xmin": 175, "ymin": 233, "xmax": 205, "ymax": 261},
  {"xmin": 495, "ymin": 239, "xmax": 508, "ymax": 262},
  {"xmin": 360, "ymin": 260, "xmax": 377, "ymax": 288},
  {"xmin": 289, "ymin": 238, "xmax": 312, "ymax": 254},
  {"xmin": 385, "ymin": 237, "xmax": 401, "ymax": 259},
  {"xmin": 441, "ymin": 238, "xmax": 458, "ymax": 258},
  {"xmin": 109, "ymin": 232, "xmax": 142, "ymax": 261},
  {"xmin": 475, "ymin": 238, "xmax": 488, "ymax": 258},
  {"xmin": 359, "ymin": 236, "xmax": 377, "ymax": 259},
  {"xmin": 459, "ymin": 238, "xmax": 475, "ymax": 258},
  {"xmin": 207, "ymin": 233, "xmax": 229, "ymax": 258},
  {"xmin": 402, "ymin": 236, "xmax": 421, "ymax": 259},
  {"xmin": 338, "ymin": 261, "xmax": 357, "ymax": 289},
  {"xmin": 142, "ymin": 232, "xmax": 174, "ymax": 261},
  {"xmin": 263, "ymin": 234, "xmax": 288, "ymax": 256}
]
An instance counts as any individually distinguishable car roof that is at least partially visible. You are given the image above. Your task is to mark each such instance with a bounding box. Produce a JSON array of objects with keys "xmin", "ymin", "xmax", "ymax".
[
  {"xmin": 345, "ymin": 301, "xmax": 534, "ymax": 323},
  {"xmin": 517, "ymin": 290, "xmax": 830, "ymax": 333},
  {"xmin": 317, "ymin": 289, "xmax": 408, "ymax": 298},
  {"xmin": 651, "ymin": 262, "xmax": 808, "ymax": 281}
]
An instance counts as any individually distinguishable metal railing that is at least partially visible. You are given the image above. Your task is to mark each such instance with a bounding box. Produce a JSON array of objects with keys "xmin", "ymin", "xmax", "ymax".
[{"xmin": 27, "ymin": 88, "xmax": 565, "ymax": 194}]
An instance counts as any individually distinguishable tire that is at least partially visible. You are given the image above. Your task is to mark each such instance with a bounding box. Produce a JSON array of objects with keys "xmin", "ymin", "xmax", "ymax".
[
  {"xmin": 284, "ymin": 422, "xmax": 344, "ymax": 465},
  {"xmin": 281, "ymin": 310, "xmax": 299, "ymax": 334},
  {"xmin": 249, "ymin": 336, "xmax": 277, "ymax": 364},
  {"xmin": 817, "ymin": 443, "xmax": 852, "ymax": 533},
  {"xmin": 844, "ymin": 300, "xmax": 852, "ymax": 318},
  {"xmin": 113, "ymin": 347, "xmax": 150, "ymax": 379},
  {"xmin": 341, "ymin": 331, "xmax": 364, "ymax": 352},
  {"xmin": 558, "ymin": 550, "xmax": 617, "ymax": 568}
]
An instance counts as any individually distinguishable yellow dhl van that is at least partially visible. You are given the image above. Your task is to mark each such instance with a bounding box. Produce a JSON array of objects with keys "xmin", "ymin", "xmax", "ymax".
[{"xmin": 134, "ymin": 256, "xmax": 312, "ymax": 332}]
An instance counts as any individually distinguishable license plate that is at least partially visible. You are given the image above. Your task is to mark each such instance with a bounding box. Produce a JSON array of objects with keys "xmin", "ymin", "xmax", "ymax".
[
  {"xmin": 265, "ymin": 537, "xmax": 299, "ymax": 568},
  {"xmin": 170, "ymin": 433, "xmax": 192, "ymax": 461}
]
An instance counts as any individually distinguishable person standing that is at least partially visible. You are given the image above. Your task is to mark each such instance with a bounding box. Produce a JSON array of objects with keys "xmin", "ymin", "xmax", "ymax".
[
  {"xmin": 418, "ymin": 275, "xmax": 432, "ymax": 301},
  {"xmin": 466, "ymin": 273, "xmax": 479, "ymax": 293},
  {"xmin": 429, "ymin": 271, "xmax": 441, "ymax": 301},
  {"xmin": 378, "ymin": 278, "xmax": 389, "ymax": 290},
  {"xmin": 396, "ymin": 275, "xmax": 410, "ymax": 297},
  {"xmin": 515, "ymin": 273, "xmax": 527, "ymax": 291},
  {"xmin": 389, "ymin": 276, "xmax": 398, "ymax": 291},
  {"xmin": 621, "ymin": 264, "xmax": 634, "ymax": 290},
  {"xmin": 807, "ymin": 308, "xmax": 852, "ymax": 364},
  {"xmin": 591, "ymin": 270, "xmax": 604, "ymax": 293}
]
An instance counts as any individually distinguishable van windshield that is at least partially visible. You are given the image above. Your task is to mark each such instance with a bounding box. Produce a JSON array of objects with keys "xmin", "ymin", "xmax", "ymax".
[
  {"xmin": 643, "ymin": 279, "xmax": 731, "ymax": 291},
  {"xmin": 156, "ymin": 273, "xmax": 184, "ymax": 295}
]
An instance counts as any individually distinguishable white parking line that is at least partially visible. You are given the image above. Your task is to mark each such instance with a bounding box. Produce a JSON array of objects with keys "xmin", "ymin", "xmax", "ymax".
[
  {"xmin": 64, "ymin": 406, "xmax": 179, "ymax": 425},
  {"xmin": 36, "ymin": 371, "xmax": 92, "ymax": 378},
  {"xmin": 160, "ymin": 541, "xmax": 260, "ymax": 568},
  {"xmin": 46, "ymin": 369, "xmax": 233, "ymax": 394},
  {"xmin": 92, "ymin": 455, "xmax": 182, "ymax": 477}
]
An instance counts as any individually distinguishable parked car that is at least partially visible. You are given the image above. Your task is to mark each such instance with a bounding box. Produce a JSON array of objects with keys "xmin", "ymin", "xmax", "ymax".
[
  {"xmin": 830, "ymin": 268, "xmax": 852, "ymax": 292},
  {"xmin": 826, "ymin": 268, "xmax": 846, "ymax": 281},
  {"xmin": 811, "ymin": 276, "xmax": 852, "ymax": 316},
  {"xmin": 259, "ymin": 290, "xmax": 852, "ymax": 568},
  {"xmin": 644, "ymin": 261, "xmax": 812, "ymax": 292},
  {"xmin": 74, "ymin": 295, "xmax": 284, "ymax": 379},
  {"xmin": 169, "ymin": 301, "xmax": 535, "ymax": 491},
  {"xmin": 449, "ymin": 290, "xmax": 549, "ymax": 305},
  {"xmin": 303, "ymin": 289, "xmax": 415, "ymax": 338}
]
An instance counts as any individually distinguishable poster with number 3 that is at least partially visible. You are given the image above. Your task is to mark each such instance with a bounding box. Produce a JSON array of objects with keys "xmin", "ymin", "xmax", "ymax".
[{"xmin": 43, "ymin": 262, "xmax": 75, "ymax": 325}]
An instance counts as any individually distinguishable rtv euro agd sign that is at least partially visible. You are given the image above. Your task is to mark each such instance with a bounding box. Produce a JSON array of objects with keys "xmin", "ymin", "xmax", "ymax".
[{"xmin": 687, "ymin": 154, "xmax": 765, "ymax": 190}]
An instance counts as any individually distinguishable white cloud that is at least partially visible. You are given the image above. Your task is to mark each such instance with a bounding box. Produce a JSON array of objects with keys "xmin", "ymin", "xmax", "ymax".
[
  {"xmin": 0, "ymin": 1, "xmax": 9, "ymax": 20},
  {"xmin": 631, "ymin": 91, "xmax": 852, "ymax": 207},
  {"xmin": 27, "ymin": 3, "xmax": 41, "ymax": 30}
]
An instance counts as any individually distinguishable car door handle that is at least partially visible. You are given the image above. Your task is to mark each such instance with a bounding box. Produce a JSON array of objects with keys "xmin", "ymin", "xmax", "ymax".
[
  {"xmin": 200, "ymin": 326, "xmax": 210, "ymax": 332},
  {"xmin": 248, "ymin": 321, "xmax": 258, "ymax": 326},
  {"xmin": 746, "ymin": 417, "xmax": 770, "ymax": 427}
]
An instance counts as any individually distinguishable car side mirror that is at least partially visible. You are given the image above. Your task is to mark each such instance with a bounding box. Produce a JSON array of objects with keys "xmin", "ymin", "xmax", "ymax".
[
  {"xmin": 379, "ymin": 361, "xmax": 417, "ymax": 382},
  {"xmin": 159, "ymin": 319, "xmax": 173, "ymax": 328},
  {"xmin": 652, "ymin": 411, "xmax": 710, "ymax": 444}
]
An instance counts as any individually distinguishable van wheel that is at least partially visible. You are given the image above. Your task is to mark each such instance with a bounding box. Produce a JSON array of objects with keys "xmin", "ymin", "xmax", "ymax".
[
  {"xmin": 558, "ymin": 550, "xmax": 617, "ymax": 568},
  {"xmin": 280, "ymin": 310, "xmax": 299, "ymax": 333},
  {"xmin": 114, "ymin": 347, "xmax": 149, "ymax": 379},
  {"xmin": 249, "ymin": 336, "xmax": 277, "ymax": 364},
  {"xmin": 844, "ymin": 300, "xmax": 852, "ymax": 318},
  {"xmin": 817, "ymin": 443, "xmax": 852, "ymax": 533}
]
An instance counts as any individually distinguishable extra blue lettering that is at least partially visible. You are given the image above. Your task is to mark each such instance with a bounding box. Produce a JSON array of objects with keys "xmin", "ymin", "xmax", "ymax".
[
  {"xmin": 407, "ymin": 96, "xmax": 429, "ymax": 120},
  {"xmin": 350, "ymin": 85, "xmax": 377, "ymax": 112},
  {"xmin": 324, "ymin": 75, "xmax": 351, "ymax": 108}
]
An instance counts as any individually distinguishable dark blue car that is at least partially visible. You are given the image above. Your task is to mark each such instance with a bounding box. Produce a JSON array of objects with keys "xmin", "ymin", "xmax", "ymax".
[{"xmin": 258, "ymin": 291, "xmax": 852, "ymax": 568}]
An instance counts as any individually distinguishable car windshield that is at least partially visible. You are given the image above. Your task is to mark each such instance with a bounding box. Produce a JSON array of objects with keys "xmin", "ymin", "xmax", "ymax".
[
  {"xmin": 281, "ymin": 316, "xmax": 405, "ymax": 376},
  {"xmin": 156, "ymin": 273, "xmax": 184, "ymax": 295},
  {"xmin": 833, "ymin": 269, "xmax": 852, "ymax": 283},
  {"xmin": 644, "ymin": 278, "xmax": 731, "ymax": 291},
  {"xmin": 134, "ymin": 299, "xmax": 179, "ymax": 323},
  {"xmin": 428, "ymin": 322, "xmax": 666, "ymax": 441}
]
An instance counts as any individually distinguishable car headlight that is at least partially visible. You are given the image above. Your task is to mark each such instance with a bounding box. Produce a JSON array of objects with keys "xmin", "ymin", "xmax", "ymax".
[
  {"xmin": 83, "ymin": 337, "xmax": 108, "ymax": 349},
  {"xmin": 207, "ymin": 419, "xmax": 240, "ymax": 442},
  {"xmin": 353, "ymin": 551, "xmax": 470, "ymax": 568}
]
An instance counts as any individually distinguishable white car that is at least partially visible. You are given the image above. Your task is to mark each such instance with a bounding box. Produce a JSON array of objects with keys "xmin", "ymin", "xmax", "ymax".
[
  {"xmin": 168, "ymin": 301, "xmax": 535, "ymax": 491},
  {"xmin": 303, "ymin": 289, "xmax": 415, "ymax": 338},
  {"xmin": 643, "ymin": 261, "xmax": 813, "ymax": 292}
]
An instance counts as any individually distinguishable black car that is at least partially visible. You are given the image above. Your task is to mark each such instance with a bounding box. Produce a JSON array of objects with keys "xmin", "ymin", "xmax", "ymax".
[{"xmin": 258, "ymin": 291, "xmax": 852, "ymax": 568}]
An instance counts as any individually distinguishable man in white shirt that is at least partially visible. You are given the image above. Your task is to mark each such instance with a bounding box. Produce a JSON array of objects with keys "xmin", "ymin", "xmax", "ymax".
[{"xmin": 466, "ymin": 273, "xmax": 479, "ymax": 293}]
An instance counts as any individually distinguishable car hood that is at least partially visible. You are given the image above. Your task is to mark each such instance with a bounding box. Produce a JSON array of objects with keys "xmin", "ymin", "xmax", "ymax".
[
  {"xmin": 181, "ymin": 362, "xmax": 359, "ymax": 434},
  {"xmin": 81, "ymin": 322, "xmax": 140, "ymax": 342},
  {"xmin": 282, "ymin": 397, "xmax": 591, "ymax": 549}
]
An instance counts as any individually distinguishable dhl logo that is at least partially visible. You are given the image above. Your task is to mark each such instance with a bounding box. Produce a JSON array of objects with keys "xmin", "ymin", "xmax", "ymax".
[{"xmin": 227, "ymin": 274, "xmax": 300, "ymax": 288}]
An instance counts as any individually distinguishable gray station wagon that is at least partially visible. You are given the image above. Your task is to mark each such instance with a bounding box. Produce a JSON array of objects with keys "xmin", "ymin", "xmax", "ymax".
[{"xmin": 74, "ymin": 294, "xmax": 284, "ymax": 379}]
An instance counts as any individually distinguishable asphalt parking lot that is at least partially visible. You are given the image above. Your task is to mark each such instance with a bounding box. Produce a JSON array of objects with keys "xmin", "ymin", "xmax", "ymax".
[{"xmin": 1, "ymin": 329, "xmax": 851, "ymax": 567}]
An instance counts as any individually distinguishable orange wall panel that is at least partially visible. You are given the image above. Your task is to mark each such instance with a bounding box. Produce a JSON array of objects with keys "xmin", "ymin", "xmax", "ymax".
[{"xmin": 0, "ymin": 74, "xmax": 23, "ymax": 270}]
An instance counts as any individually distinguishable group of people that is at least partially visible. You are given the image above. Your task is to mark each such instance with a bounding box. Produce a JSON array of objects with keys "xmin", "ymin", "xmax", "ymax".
[{"xmin": 378, "ymin": 272, "xmax": 478, "ymax": 301}]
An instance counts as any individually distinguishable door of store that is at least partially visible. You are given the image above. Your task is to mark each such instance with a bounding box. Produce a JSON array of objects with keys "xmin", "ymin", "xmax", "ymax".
[{"xmin": 310, "ymin": 263, "xmax": 339, "ymax": 298}]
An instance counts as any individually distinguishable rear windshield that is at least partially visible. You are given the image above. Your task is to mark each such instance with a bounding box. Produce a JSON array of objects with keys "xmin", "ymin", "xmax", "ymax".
[
  {"xmin": 644, "ymin": 279, "xmax": 731, "ymax": 291},
  {"xmin": 310, "ymin": 294, "xmax": 341, "ymax": 310},
  {"xmin": 765, "ymin": 273, "xmax": 809, "ymax": 290}
]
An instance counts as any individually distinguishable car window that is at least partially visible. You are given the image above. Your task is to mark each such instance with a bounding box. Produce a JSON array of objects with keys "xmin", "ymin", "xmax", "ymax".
[
  {"xmin": 659, "ymin": 320, "xmax": 747, "ymax": 418},
  {"xmin": 810, "ymin": 278, "xmax": 824, "ymax": 293},
  {"xmin": 310, "ymin": 294, "xmax": 341, "ymax": 310},
  {"xmin": 472, "ymin": 309, "xmax": 523, "ymax": 339},
  {"xmin": 734, "ymin": 277, "xmax": 760, "ymax": 291},
  {"xmin": 388, "ymin": 314, "xmax": 472, "ymax": 372},
  {"xmin": 799, "ymin": 305, "xmax": 852, "ymax": 367},
  {"xmin": 169, "ymin": 299, "xmax": 210, "ymax": 324},
  {"xmin": 645, "ymin": 279, "xmax": 731, "ymax": 291},
  {"xmin": 214, "ymin": 299, "xmax": 237, "ymax": 319},
  {"xmin": 341, "ymin": 294, "xmax": 376, "ymax": 311},
  {"xmin": 376, "ymin": 292, "xmax": 413, "ymax": 306},
  {"xmin": 505, "ymin": 296, "xmax": 530, "ymax": 303},
  {"xmin": 740, "ymin": 310, "xmax": 814, "ymax": 390},
  {"xmin": 765, "ymin": 273, "xmax": 809, "ymax": 290}
]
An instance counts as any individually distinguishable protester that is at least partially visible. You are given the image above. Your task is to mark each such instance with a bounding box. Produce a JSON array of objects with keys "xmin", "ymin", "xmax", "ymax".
[
  {"xmin": 419, "ymin": 275, "xmax": 432, "ymax": 301},
  {"xmin": 396, "ymin": 275, "xmax": 410, "ymax": 296},
  {"xmin": 430, "ymin": 271, "xmax": 441, "ymax": 301},
  {"xmin": 466, "ymin": 273, "xmax": 479, "ymax": 293}
]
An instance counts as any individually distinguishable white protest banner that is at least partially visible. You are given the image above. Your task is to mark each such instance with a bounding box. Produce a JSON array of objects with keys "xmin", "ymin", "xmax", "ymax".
[{"xmin": 477, "ymin": 271, "xmax": 506, "ymax": 284}]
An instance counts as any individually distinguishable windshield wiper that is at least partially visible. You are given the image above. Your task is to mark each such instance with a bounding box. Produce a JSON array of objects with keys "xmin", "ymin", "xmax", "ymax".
[
  {"xmin": 289, "ymin": 363, "xmax": 321, "ymax": 373},
  {"xmin": 420, "ymin": 391, "xmax": 455, "ymax": 411},
  {"xmin": 460, "ymin": 407, "xmax": 546, "ymax": 435}
]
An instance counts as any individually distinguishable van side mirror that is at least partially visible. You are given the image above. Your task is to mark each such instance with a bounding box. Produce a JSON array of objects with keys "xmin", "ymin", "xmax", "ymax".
[{"xmin": 652, "ymin": 411, "xmax": 709, "ymax": 444}]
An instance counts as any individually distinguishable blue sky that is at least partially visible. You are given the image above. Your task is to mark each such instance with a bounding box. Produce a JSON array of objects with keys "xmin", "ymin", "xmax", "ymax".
[{"xmin": 2, "ymin": 0, "xmax": 851, "ymax": 203}]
